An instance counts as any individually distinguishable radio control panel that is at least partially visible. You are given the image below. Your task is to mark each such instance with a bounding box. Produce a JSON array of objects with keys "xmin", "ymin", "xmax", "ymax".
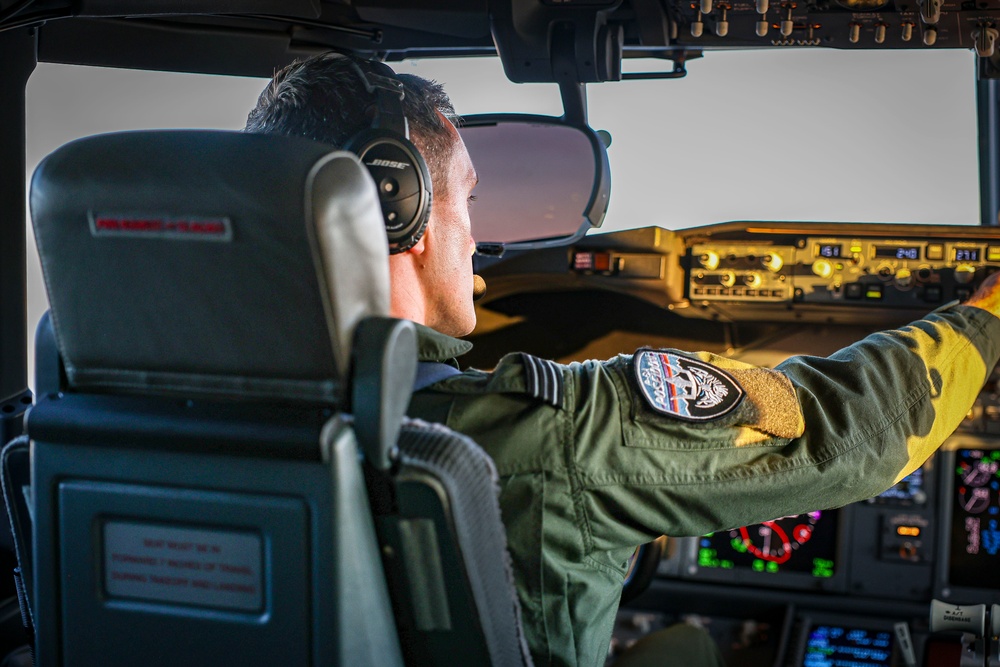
[{"xmin": 688, "ymin": 235, "xmax": 1000, "ymax": 309}]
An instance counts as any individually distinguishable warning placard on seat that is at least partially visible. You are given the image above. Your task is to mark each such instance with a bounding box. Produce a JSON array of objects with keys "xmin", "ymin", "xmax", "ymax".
[{"xmin": 103, "ymin": 521, "xmax": 263, "ymax": 612}]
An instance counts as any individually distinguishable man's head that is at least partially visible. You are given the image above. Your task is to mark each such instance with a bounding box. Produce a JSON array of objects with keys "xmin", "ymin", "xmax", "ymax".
[{"xmin": 245, "ymin": 53, "xmax": 478, "ymax": 337}]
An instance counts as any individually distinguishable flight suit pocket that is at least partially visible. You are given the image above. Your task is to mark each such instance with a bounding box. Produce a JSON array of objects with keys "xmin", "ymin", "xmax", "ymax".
[{"xmin": 610, "ymin": 350, "xmax": 805, "ymax": 451}]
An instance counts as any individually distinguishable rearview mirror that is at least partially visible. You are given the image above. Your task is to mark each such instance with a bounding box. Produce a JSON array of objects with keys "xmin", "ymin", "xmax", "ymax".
[{"xmin": 458, "ymin": 115, "xmax": 611, "ymax": 249}]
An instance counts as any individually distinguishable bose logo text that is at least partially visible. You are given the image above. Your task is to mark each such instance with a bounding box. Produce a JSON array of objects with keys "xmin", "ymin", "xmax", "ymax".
[{"xmin": 366, "ymin": 159, "xmax": 409, "ymax": 170}]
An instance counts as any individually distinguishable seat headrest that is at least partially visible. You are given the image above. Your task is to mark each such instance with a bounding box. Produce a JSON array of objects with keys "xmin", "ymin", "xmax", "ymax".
[{"xmin": 31, "ymin": 130, "xmax": 390, "ymax": 403}]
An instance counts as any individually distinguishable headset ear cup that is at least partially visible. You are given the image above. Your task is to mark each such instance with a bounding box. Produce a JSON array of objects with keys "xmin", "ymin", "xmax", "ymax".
[{"xmin": 347, "ymin": 129, "xmax": 432, "ymax": 254}]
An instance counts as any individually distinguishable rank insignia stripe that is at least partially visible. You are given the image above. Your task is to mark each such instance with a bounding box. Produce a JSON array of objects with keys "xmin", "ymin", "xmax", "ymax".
[{"xmin": 633, "ymin": 349, "xmax": 745, "ymax": 422}]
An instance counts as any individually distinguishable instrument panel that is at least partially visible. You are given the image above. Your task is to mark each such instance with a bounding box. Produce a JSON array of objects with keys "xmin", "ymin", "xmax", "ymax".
[{"xmin": 689, "ymin": 236, "xmax": 1000, "ymax": 309}]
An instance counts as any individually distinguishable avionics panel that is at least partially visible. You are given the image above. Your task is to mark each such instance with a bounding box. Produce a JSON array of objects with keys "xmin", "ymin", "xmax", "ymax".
[
  {"xmin": 934, "ymin": 439, "xmax": 1000, "ymax": 604},
  {"xmin": 682, "ymin": 509, "xmax": 848, "ymax": 592},
  {"xmin": 689, "ymin": 237, "xmax": 999, "ymax": 310}
]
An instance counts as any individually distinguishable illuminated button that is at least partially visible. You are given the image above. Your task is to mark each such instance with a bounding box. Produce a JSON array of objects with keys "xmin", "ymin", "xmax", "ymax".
[
  {"xmin": 988, "ymin": 246, "xmax": 1000, "ymax": 262},
  {"xmin": 897, "ymin": 525, "xmax": 921, "ymax": 537},
  {"xmin": 693, "ymin": 287, "xmax": 706, "ymax": 295},
  {"xmin": 926, "ymin": 244, "xmax": 944, "ymax": 260},
  {"xmin": 924, "ymin": 285, "xmax": 942, "ymax": 302},
  {"xmin": 745, "ymin": 289, "xmax": 757, "ymax": 296},
  {"xmin": 845, "ymin": 283, "xmax": 863, "ymax": 299},
  {"xmin": 850, "ymin": 244, "xmax": 863, "ymax": 254},
  {"xmin": 865, "ymin": 285, "xmax": 883, "ymax": 300}
]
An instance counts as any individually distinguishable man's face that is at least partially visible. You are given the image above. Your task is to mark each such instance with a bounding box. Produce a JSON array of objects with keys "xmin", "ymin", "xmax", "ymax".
[{"xmin": 420, "ymin": 123, "xmax": 478, "ymax": 337}]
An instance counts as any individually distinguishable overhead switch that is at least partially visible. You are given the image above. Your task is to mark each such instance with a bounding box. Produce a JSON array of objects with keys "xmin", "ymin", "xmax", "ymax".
[
  {"xmin": 875, "ymin": 23, "xmax": 887, "ymax": 43},
  {"xmin": 923, "ymin": 26, "xmax": 937, "ymax": 45},
  {"xmin": 974, "ymin": 24, "xmax": 999, "ymax": 57},
  {"xmin": 716, "ymin": 8, "xmax": 729, "ymax": 36},
  {"xmin": 757, "ymin": 19, "xmax": 769, "ymax": 35},
  {"xmin": 692, "ymin": 13, "xmax": 705, "ymax": 37},
  {"xmin": 781, "ymin": 8, "xmax": 794, "ymax": 36},
  {"xmin": 919, "ymin": 0, "xmax": 941, "ymax": 25},
  {"xmin": 701, "ymin": 0, "xmax": 713, "ymax": 15},
  {"xmin": 901, "ymin": 21, "xmax": 915, "ymax": 41},
  {"xmin": 849, "ymin": 22, "xmax": 861, "ymax": 43}
]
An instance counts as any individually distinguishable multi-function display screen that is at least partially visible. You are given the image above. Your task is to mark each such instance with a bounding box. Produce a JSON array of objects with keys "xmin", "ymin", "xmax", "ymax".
[
  {"xmin": 697, "ymin": 510, "xmax": 839, "ymax": 578},
  {"xmin": 875, "ymin": 468, "xmax": 925, "ymax": 504},
  {"xmin": 801, "ymin": 625, "xmax": 893, "ymax": 667},
  {"xmin": 948, "ymin": 448, "xmax": 1000, "ymax": 589}
]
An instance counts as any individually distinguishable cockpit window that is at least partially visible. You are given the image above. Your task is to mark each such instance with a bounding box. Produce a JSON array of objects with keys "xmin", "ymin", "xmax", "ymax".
[{"xmin": 397, "ymin": 49, "xmax": 980, "ymax": 233}]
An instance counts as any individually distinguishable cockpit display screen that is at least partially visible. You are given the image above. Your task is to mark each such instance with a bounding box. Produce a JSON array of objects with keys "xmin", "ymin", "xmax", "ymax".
[
  {"xmin": 801, "ymin": 625, "xmax": 893, "ymax": 667},
  {"xmin": 875, "ymin": 468, "xmax": 925, "ymax": 505},
  {"xmin": 948, "ymin": 448, "xmax": 1000, "ymax": 589},
  {"xmin": 697, "ymin": 510, "xmax": 839, "ymax": 578}
]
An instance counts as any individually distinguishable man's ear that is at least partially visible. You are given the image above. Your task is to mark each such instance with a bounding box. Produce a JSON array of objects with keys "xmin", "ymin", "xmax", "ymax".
[{"xmin": 406, "ymin": 227, "xmax": 428, "ymax": 255}]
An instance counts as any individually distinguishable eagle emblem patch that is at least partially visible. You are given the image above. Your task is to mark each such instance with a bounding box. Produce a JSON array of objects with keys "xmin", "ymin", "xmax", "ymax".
[{"xmin": 634, "ymin": 350, "xmax": 744, "ymax": 422}]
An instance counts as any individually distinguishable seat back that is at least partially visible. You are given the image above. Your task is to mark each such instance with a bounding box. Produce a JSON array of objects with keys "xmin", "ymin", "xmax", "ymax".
[{"xmin": 26, "ymin": 130, "xmax": 405, "ymax": 666}]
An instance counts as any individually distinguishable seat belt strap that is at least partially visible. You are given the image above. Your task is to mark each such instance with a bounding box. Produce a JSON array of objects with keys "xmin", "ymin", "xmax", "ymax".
[{"xmin": 413, "ymin": 362, "xmax": 462, "ymax": 391}]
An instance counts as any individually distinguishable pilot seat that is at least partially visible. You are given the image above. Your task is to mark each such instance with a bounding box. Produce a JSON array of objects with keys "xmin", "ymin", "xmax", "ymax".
[{"xmin": 7, "ymin": 130, "xmax": 531, "ymax": 666}]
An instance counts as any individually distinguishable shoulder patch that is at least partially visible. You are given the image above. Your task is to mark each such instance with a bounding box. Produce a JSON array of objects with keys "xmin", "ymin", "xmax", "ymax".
[
  {"xmin": 633, "ymin": 349, "xmax": 744, "ymax": 422},
  {"xmin": 519, "ymin": 353, "xmax": 564, "ymax": 408}
]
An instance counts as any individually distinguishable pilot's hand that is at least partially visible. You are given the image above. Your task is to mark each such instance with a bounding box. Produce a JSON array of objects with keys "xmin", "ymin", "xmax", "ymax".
[{"xmin": 965, "ymin": 269, "xmax": 1000, "ymax": 316}]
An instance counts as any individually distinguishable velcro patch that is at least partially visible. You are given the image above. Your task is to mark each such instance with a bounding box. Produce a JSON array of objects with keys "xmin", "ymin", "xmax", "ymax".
[{"xmin": 634, "ymin": 349, "xmax": 744, "ymax": 422}]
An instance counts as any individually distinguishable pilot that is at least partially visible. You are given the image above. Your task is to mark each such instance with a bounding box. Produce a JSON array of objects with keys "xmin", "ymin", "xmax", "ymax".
[{"xmin": 245, "ymin": 53, "xmax": 1000, "ymax": 667}]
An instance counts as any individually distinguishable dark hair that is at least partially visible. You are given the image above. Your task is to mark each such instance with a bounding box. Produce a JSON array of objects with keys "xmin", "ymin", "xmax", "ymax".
[{"xmin": 245, "ymin": 52, "xmax": 458, "ymax": 188}]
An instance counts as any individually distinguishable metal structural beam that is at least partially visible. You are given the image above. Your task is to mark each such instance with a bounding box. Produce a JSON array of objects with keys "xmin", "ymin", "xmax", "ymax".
[
  {"xmin": 0, "ymin": 26, "xmax": 37, "ymax": 444},
  {"xmin": 977, "ymin": 77, "xmax": 1000, "ymax": 227}
]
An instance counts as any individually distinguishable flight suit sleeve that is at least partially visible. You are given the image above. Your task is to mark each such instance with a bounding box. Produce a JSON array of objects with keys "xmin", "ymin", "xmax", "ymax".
[{"xmin": 573, "ymin": 304, "xmax": 1000, "ymax": 553}]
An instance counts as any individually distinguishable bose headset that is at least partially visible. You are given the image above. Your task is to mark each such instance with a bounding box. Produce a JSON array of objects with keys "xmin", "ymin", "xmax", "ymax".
[{"xmin": 342, "ymin": 59, "xmax": 433, "ymax": 256}]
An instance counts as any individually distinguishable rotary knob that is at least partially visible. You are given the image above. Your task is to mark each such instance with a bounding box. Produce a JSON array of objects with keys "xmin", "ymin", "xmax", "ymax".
[
  {"xmin": 895, "ymin": 268, "xmax": 913, "ymax": 288},
  {"xmin": 955, "ymin": 264, "xmax": 977, "ymax": 284},
  {"xmin": 720, "ymin": 271, "xmax": 736, "ymax": 288},
  {"xmin": 744, "ymin": 272, "xmax": 763, "ymax": 288},
  {"xmin": 812, "ymin": 259, "xmax": 834, "ymax": 279},
  {"xmin": 699, "ymin": 251, "xmax": 721, "ymax": 270},
  {"xmin": 761, "ymin": 253, "xmax": 784, "ymax": 272}
]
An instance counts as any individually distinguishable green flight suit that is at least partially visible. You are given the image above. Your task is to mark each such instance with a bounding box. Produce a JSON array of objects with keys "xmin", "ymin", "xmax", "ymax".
[{"xmin": 408, "ymin": 303, "xmax": 1000, "ymax": 667}]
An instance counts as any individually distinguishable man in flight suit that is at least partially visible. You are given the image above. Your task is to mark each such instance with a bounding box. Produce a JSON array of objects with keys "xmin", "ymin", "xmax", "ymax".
[{"xmin": 245, "ymin": 53, "xmax": 1000, "ymax": 667}]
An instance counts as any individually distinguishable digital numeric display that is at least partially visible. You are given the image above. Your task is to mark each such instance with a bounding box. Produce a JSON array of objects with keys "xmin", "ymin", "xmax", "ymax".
[
  {"xmin": 802, "ymin": 625, "xmax": 893, "ymax": 667},
  {"xmin": 954, "ymin": 248, "xmax": 981, "ymax": 262},
  {"xmin": 874, "ymin": 245, "xmax": 920, "ymax": 260},
  {"xmin": 817, "ymin": 244, "xmax": 843, "ymax": 258}
]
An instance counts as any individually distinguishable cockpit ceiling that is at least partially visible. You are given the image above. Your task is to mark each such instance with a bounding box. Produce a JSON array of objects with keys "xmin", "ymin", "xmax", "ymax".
[{"xmin": 6, "ymin": 0, "xmax": 1000, "ymax": 81}]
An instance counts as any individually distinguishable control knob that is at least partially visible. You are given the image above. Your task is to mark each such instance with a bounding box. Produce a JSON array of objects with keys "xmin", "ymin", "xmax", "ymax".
[
  {"xmin": 812, "ymin": 259, "xmax": 834, "ymax": 279},
  {"xmin": 761, "ymin": 253, "xmax": 784, "ymax": 272},
  {"xmin": 895, "ymin": 268, "xmax": 913, "ymax": 288},
  {"xmin": 743, "ymin": 272, "xmax": 763, "ymax": 288},
  {"xmin": 699, "ymin": 251, "xmax": 721, "ymax": 270},
  {"xmin": 955, "ymin": 264, "xmax": 977, "ymax": 284},
  {"xmin": 720, "ymin": 271, "xmax": 736, "ymax": 288}
]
